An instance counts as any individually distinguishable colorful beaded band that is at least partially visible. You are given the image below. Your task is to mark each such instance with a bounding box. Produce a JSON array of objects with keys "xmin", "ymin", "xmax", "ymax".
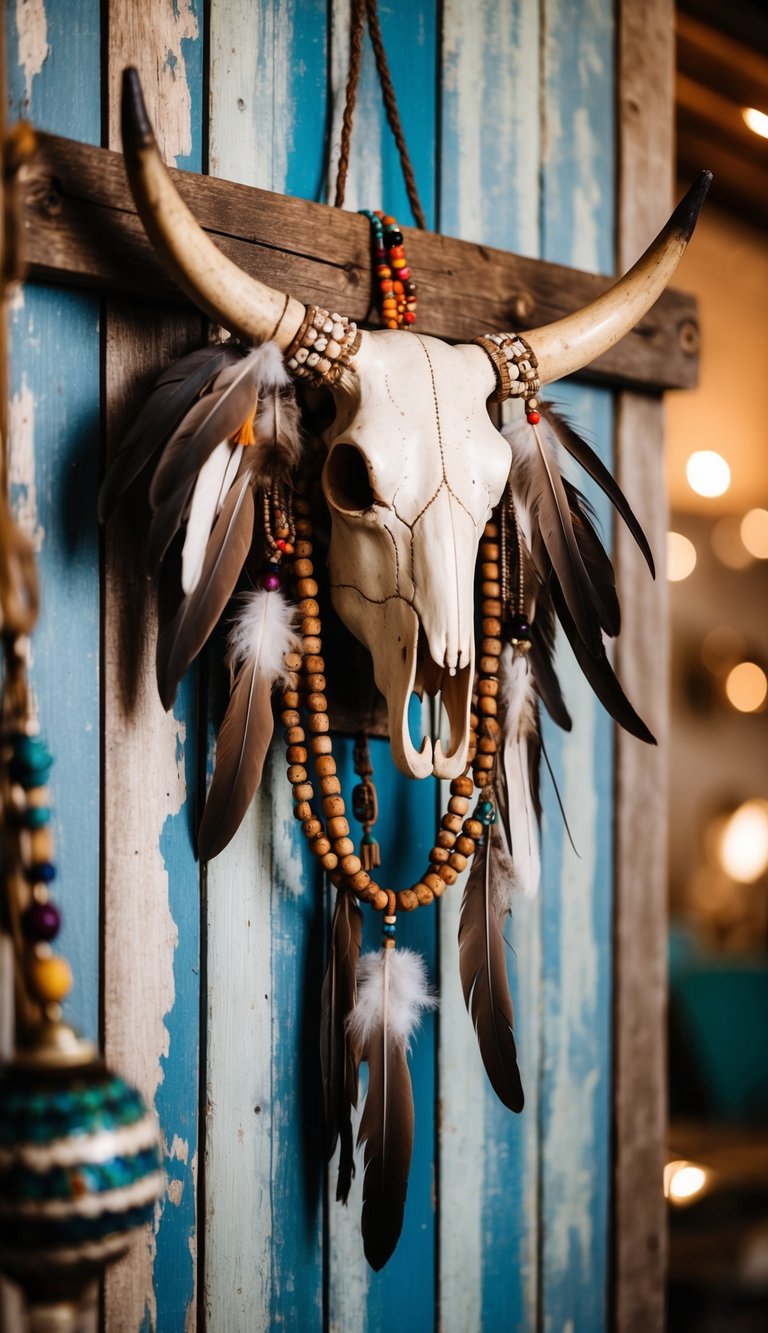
[
  {"xmin": 474, "ymin": 332, "xmax": 541, "ymax": 404},
  {"xmin": 360, "ymin": 210, "xmax": 417, "ymax": 329},
  {"xmin": 284, "ymin": 306, "xmax": 361, "ymax": 385}
]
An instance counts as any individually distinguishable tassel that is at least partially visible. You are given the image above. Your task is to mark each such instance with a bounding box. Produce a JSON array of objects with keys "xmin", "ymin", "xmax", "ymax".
[
  {"xmin": 458, "ymin": 818, "xmax": 525, "ymax": 1113},
  {"xmin": 197, "ymin": 587, "xmax": 300, "ymax": 859},
  {"xmin": 320, "ymin": 889, "xmax": 363, "ymax": 1204},
  {"xmin": 360, "ymin": 830, "xmax": 381, "ymax": 871},
  {"xmin": 347, "ymin": 947, "xmax": 436, "ymax": 1270}
]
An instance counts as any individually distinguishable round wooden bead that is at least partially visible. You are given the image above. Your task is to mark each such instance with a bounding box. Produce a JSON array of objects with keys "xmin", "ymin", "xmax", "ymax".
[
  {"xmin": 437, "ymin": 864, "xmax": 457, "ymax": 886},
  {"xmin": 294, "ymin": 540, "xmax": 312, "ymax": 557},
  {"xmin": 307, "ymin": 714, "xmax": 329, "ymax": 733},
  {"xmin": 295, "ymin": 518, "xmax": 312, "ymax": 535},
  {"xmin": 481, "ymin": 563, "xmax": 499, "ymax": 581},
  {"xmin": 314, "ymin": 754, "xmax": 336, "ymax": 777},
  {"xmin": 478, "ymin": 696, "xmax": 497, "ymax": 717},
  {"xmin": 456, "ymin": 834, "xmax": 476, "ymax": 857},
  {"xmin": 341, "ymin": 854, "xmax": 362, "ymax": 877},
  {"xmin": 441, "ymin": 813, "xmax": 463, "ymax": 834},
  {"xmin": 283, "ymin": 690, "xmax": 300, "ymax": 709},
  {"xmin": 281, "ymin": 709, "xmax": 301, "ymax": 727},
  {"xmin": 464, "ymin": 818, "xmax": 483, "ymax": 839},
  {"xmin": 437, "ymin": 829, "xmax": 457, "ymax": 850},
  {"xmin": 430, "ymin": 877, "xmax": 448, "ymax": 897},
  {"xmin": 372, "ymin": 889, "xmax": 389, "ymax": 912},
  {"xmin": 347, "ymin": 869, "xmax": 370, "ymax": 894},
  {"xmin": 311, "ymin": 835, "xmax": 331, "ymax": 856},
  {"xmin": 481, "ymin": 637, "xmax": 502, "ymax": 657},
  {"xmin": 335, "ymin": 836, "xmax": 355, "ymax": 856},
  {"xmin": 397, "ymin": 889, "xmax": 419, "ymax": 912},
  {"xmin": 483, "ymin": 717, "xmax": 501, "ymax": 740},
  {"xmin": 287, "ymin": 765, "xmax": 307, "ymax": 784},
  {"xmin": 293, "ymin": 782, "xmax": 314, "ymax": 802},
  {"xmin": 450, "ymin": 775, "xmax": 474, "ymax": 797},
  {"xmin": 285, "ymin": 726, "xmax": 305, "ymax": 746},
  {"xmin": 321, "ymin": 852, "xmax": 339, "ymax": 872},
  {"xmin": 319, "ymin": 775, "xmax": 341, "ymax": 796},
  {"xmin": 449, "ymin": 852, "xmax": 468, "ymax": 872},
  {"xmin": 306, "ymin": 693, "xmax": 328, "ymax": 714},
  {"xmin": 483, "ymin": 522, "xmax": 499, "ymax": 539},
  {"xmin": 283, "ymin": 672, "xmax": 300, "ymax": 692},
  {"xmin": 303, "ymin": 817, "xmax": 323, "ymax": 839},
  {"xmin": 478, "ymin": 679, "xmax": 500, "ymax": 699},
  {"xmin": 30, "ymin": 954, "xmax": 72, "ymax": 1004},
  {"xmin": 311, "ymin": 735, "xmax": 333, "ymax": 755},
  {"xmin": 300, "ymin": 598, "xmax": 320, "ymax": 618},
  {"xmin": 305, "ymin": 673, "xmax": 326, "ymax": 692},
  {"xmin": 475, "ymin": 771, "xmax": 490, "ymax": 788},
  {"xmin": 287, "ymin": 745, "xmax": 308, "ymax": 765},
  {"xmin": 293, "ymin": 559, "xmax": 313, "ymax": 578},
  {"xmin": 29, "ymin": 828, "xmax": 53, "ymax": 862},
  {"xmin": 474, "ymin": 753, "xmax": 494, "ymax": 770},
  {"xmin": 322, "ymin": 795, "xmax": 345, "ymax": 818},
  {"xmin": 285, "ymin": 651, "xmax": 302, "ymax": 672},
  {"xmin": 415, "ymin": 883, "xmax": 434, "ymax": 906},
  {"xmin": 448, "ymin": 796, "xmax": 469, "ymax": 815},
  {"xmin": 327, "ymin": 816, "xmax": 350, "ymax": 839},
  {"xmin": 478, "ymin": 735, "xmax": 497, "ymax": 755},
  {"xmin": 304, "ymin": 655, "xmax": 325, "ymax": 674},
  {"xmin": 302, "ymin": 636, "xmax": 322, "ymax": 655},
  {"xmin": 301, "ymin": 618, "xmax": 321, "ymax": 637},
  {"xmin": 481, "ymin": 542, "xmax": 499, "ymax": 561},
  {"xmin": 482, "ymin": 617, "xmax": 502, "ymax": 637},
  {"xmin": 478, "ymin": 656, "xmax": 497, "ymax": 675},
  {"xmin": 424, "ymin": 872, "xmax": 443, "ymax": 895},
  {"xmin": 297, "ymin": 578, "xmax": 318, "ymax": 599},
  {"xmin": 430, "ymin": 845, "xmax": 449, "ymax": 864},
  {"xmin": 294, "ymin": 800, "xmax": 313, "ymax": 820},
  {"xmin": 482, "ymin": 581, "xmax": 501, "ymax": 598}
]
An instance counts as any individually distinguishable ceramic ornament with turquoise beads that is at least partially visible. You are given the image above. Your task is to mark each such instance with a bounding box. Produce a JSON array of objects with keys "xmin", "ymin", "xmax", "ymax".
[{"xmin": 0, "ymin": 719, "xmax": 165, "ymax": 1307}]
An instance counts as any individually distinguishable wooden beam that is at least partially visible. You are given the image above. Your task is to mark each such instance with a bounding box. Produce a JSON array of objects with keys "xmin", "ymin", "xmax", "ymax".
[{"xmin": 19, "ymin": 131, "xmax": 701, "ymax": 391}]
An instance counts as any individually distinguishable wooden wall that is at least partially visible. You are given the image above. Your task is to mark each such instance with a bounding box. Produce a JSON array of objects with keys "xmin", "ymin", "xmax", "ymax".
[{"xmin": 4, "ymin": 1, "xmax": 671, "ymax": 1328}]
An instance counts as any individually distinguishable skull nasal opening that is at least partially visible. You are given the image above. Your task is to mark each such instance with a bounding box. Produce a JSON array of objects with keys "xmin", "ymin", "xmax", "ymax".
[{"xmin": 325, "ymin": 443, "xmax": 376, "ymax": 513}]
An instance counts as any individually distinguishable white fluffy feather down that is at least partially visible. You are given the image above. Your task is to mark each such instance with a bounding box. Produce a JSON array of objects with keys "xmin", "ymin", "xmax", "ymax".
[
  {"xmin": 346, "ymin": 949, "xmax": 437, "ymax": 1050},
  {"xmin": 499, "ymin": 646, "xmax": 541, "ymax": 900},
  {"xmin": 227, "ymin": 589, "xmax": 300, "ymax": 684},
  {"xmin": 244, "ymin": 339, "xmax": 291, "ymax": 388}
]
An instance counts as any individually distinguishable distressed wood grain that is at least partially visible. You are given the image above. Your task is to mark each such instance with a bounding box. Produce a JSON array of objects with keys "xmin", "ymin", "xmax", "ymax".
[
  {"xmin": 438, "ymin": 5, "xmax": 541, "ymax": 1329},
  {"xmin": 17, "ymin": 133, "xmax": 701, "ymax": 391},
  {"xmin": 538, "ymin": 3, "xmax": 615, "ymax": 1329},
  {"xmin": 102, "ymin": 4, "xmax": 203, "ymax": 1329},
  {"xmin": 613, "ymin": 2, "xmax": 674, "ymax": 1328}
]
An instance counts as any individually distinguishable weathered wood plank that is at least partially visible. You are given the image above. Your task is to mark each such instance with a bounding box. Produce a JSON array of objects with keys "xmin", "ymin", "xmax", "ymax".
[
  {"xmin": 538, "ymin": 3, "xmax": 615, "ymax": 1329},
  {"xmin": 18, "ymin": 132, "xmax": 701, "ymax": 391},
  {"xmin": 614, "ymin": 2, "xmax": 673, "ymax": 1328},
  {"xmin": 438, "ymin": 5, "xmax": 541, "ymax": 1330},
  {"xmin": 205, "ymin": 8, "xmax": 327, "ymax": 1327},
  {"xmin": 102, "ymin": 4, "xmax": 203, "ymax": 1329}
]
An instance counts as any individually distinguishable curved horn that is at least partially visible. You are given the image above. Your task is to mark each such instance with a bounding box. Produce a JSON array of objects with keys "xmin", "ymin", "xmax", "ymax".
[
  {"xmin": 522, "ymin": 171, "xmax": 712, "ymax": 384},
  {"xmin": 121, "ymin": 68, "xmax": 306, "ymax": 349}
]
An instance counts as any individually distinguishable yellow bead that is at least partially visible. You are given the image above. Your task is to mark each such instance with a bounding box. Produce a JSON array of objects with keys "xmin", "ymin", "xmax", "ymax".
[{"xmin": 30, "ymin": 955, "xmax": 72, "ymax": 1003}]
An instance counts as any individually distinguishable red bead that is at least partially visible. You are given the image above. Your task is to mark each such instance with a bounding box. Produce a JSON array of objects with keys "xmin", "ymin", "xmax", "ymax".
[
  {"xmin": 276, "ymin": 539, "xmax": 288, "ymax": 551},
  {"xmin": 527, "ymin": 410, "xmax": 541, "ymax": 424},
  {"xmin": 398, "ymin": 267, "xmax": 411, "ymax": 280},
  {"xmin": 388, "ymin": 245, "xmax": 404, "ymax": 260},
  {"xmin": 403, "ymin": 311, "xmax": 416, "ymax": 325}
]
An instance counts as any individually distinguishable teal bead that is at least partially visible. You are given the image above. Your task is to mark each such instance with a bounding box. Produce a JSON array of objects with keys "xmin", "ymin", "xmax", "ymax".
[
  {"xmin": 477, "ymin": 800, "xmax": 495, "ymax": 825},
  {"xmin": 20, "ymin": 805, "xmax": 51, "ymax": 829}
]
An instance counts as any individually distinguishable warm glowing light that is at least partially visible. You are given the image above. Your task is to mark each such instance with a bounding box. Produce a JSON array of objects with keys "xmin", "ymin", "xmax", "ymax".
[
  {"xmin": 666, "ymin": 531, "xmax": 697, "ymax": 581},
  {"xmin": 719, "ymin": 800, "xmax": 768, "ymax": 883},
  {"xmin": 741, "ymin": 508, "xmax": 768, "ymax": 559},
  {"xmin": 686, "ymin": 450, "xmax": 731, "ymax": 498},
  {"xmin": 743, "ymin": 107, "xmax": 768, "ymax": 139},
  {"xmin": 725, "ymin": 661, "xmax": 768, "ymax": 713},
  {"xmin": 711, "ymin": 516, "xmax": 753, "ymax": 570},
  {"xmin": 664, "ymin": 1160, "xmax": 708, "ymax": 1204}
]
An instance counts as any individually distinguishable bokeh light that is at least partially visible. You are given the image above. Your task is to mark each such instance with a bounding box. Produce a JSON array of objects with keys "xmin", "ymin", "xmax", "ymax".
[
  {"xmin": 718, "ymin": 800, "xmax": 768, "ymax": 883},
  {"xmin": 686, "ymin": 450, "xmax": 731, "ymax": 498},
  {"xmin": 667, "ymin": 531, "xmax": 697, "ymax": 581},
  {"xmin": 664, "ymin": 1160, "xmax": 709, "ymax": 1204},
  {"xmin": 743, "ymin": 106, "xmax": 768, "ymax": 138},
  {"xmin": 740, "ymin": 508, "xmax": 768, "ymax": 559},
  {"xmin": 711, "ymin": 516, "xmax": 753, "ymax": 570},
  {"xmin": 725, "ymin": 661, "xmax": 768, "ymax": 713}
]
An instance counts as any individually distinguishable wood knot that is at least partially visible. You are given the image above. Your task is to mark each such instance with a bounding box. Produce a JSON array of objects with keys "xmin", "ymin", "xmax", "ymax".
[{"xmin": 678, "ymin": 319, "xmax": 699, "ymax": 355}]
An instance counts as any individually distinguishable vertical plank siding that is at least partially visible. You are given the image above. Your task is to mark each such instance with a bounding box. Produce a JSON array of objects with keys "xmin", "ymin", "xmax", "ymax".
[{"xmin": 3, "ymin": 1, "xmax": 670, "ymax": 1327}]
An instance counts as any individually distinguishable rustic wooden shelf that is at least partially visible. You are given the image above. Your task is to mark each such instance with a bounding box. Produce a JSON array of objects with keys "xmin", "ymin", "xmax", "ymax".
[{"xmin": 18, "ymin": 132, "xmax": 701, "ymax": 391}]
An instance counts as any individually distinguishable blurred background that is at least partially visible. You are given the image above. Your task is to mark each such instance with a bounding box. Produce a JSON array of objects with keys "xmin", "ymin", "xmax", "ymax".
[{"xmin": 665, "ymin": 2, "xmax": 768, "ymax": 1327}]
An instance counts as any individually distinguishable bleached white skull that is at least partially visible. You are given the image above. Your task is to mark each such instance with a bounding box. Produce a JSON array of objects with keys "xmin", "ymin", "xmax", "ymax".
[{"xmin": 121, "ymin": 67, "xmax": 707, "ymax": 780}]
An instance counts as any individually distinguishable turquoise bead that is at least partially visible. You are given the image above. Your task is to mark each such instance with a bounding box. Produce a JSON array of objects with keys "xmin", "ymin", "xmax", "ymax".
[{"xmin": 20, "ymin": 806, "xmax": 51, "ymax": 829}]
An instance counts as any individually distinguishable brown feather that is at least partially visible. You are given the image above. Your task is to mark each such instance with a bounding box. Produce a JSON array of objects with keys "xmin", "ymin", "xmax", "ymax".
[
  {"xmin": 248, "ymin": 386, "xmax": 303, "ymax": 482},
  {"xmin": 458, "ymin": 832, "xmax": 525, "ymax": 1113},
  {"xmin": 196, "ymin": 661, "xmax": 273, "ymax": 860},
  {"xmin": 320, "ymin": 891, "xmax": 363, "ymax": 1203},
  {"xmin": 156, "ymin": 475, "xmax": 254, "ymax": 709}
]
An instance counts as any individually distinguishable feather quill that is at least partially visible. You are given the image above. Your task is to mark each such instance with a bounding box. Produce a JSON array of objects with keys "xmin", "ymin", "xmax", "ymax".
[
  {"xmin": 150, "ymin": 343, "xmax": 287, "ymax": 510},
  {"xmin": 197, "ymin": 589, "xmax": 300, "ymax": 859},
  {"xmin": 156, "ymin": 474, "xmax": 254, "ymax": 710},
  {"xmin": 98, "ymin": 345, "xmax": 242, "ymax": 521},
  {"xmin": 496, "ymin": 647, "xmax": 541, "ymax": 899},
  {"xmin": 347, "ymin": 949, "xmax": 436, "ymax": 1271},
  {"xmin": 320, "ymin": 890, "xmax": 364, "ymax": 1204},
  {"xmin": 458, "ymin": 831, "xmax": 525, "ymax": 1113}
]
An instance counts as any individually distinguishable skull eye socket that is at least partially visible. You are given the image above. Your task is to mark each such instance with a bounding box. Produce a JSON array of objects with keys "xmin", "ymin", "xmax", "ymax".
[{"xmin": 325, "ymin": 443, "xmax": 376, "ymax": 513}]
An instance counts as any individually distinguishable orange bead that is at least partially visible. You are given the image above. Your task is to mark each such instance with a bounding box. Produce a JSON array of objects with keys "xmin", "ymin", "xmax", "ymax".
[{"xmin": 30, "ymin": 955, "xmax": 72, "ymax": 1004}]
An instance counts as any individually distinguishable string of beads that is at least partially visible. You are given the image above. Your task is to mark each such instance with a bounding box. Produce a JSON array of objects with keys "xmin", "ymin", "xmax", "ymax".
[
  {"xmin": 360, "ymin": 210, "xmax": 417, "ymax": 329},
  {"xmin": 280, "ymin": 489, "xmax": 502, "ymax": 913}
]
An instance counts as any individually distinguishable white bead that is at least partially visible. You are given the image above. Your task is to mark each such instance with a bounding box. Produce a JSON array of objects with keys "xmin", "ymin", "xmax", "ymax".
[
  {"xmin": 295, "ymin": 347, "xmax": 308, "ymax": 364},
  {"xmin": 305, "ymin": 325, "xmax": 317, "ymax": 343},
  {"xmin": 287, "ymin": 357, "xmax": 298, "ymax": 370},
  {"xmin": 316, "ymin": 357, "xmax": 331, "ymax": 375},
  {"xmin": 313, "ymin": 310, "xmax": 326, "ymax": 329},
  {"xmin": 323, "ymin": 319, "xmax": 333, "ymax": 334},
  {"xmin": 326, "ymin": 339, "xmax": 341, "ymax": 359},
  {"xmin": 314, "ymin": 337, "xmax": 328, "ymax": 352},
  {"xmin": 331, "ymin": 322, "xmax": 345, "ymax": 341},
  {"xmin": 307, "ymin": 351, "xmax": 320, "ymax": 367}
]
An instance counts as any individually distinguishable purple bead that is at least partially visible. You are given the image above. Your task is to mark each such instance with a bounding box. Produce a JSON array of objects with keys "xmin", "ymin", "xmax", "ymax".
[
  {"xmin": 510, "ymin": 613, "xmax": 531, "ymax": 641},
  {"xmin": 260, "ymin": 573, "xmax": 281, "ymax": 592},
  {"xmin": 21, "ymin": 900, "xmax": 61, "ymax": 942}
]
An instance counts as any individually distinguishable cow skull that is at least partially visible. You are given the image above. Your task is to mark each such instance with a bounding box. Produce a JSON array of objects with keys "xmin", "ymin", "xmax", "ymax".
[{"xmin": 120, "ymin": 68, "xmax": 708, "ymax": 780}]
